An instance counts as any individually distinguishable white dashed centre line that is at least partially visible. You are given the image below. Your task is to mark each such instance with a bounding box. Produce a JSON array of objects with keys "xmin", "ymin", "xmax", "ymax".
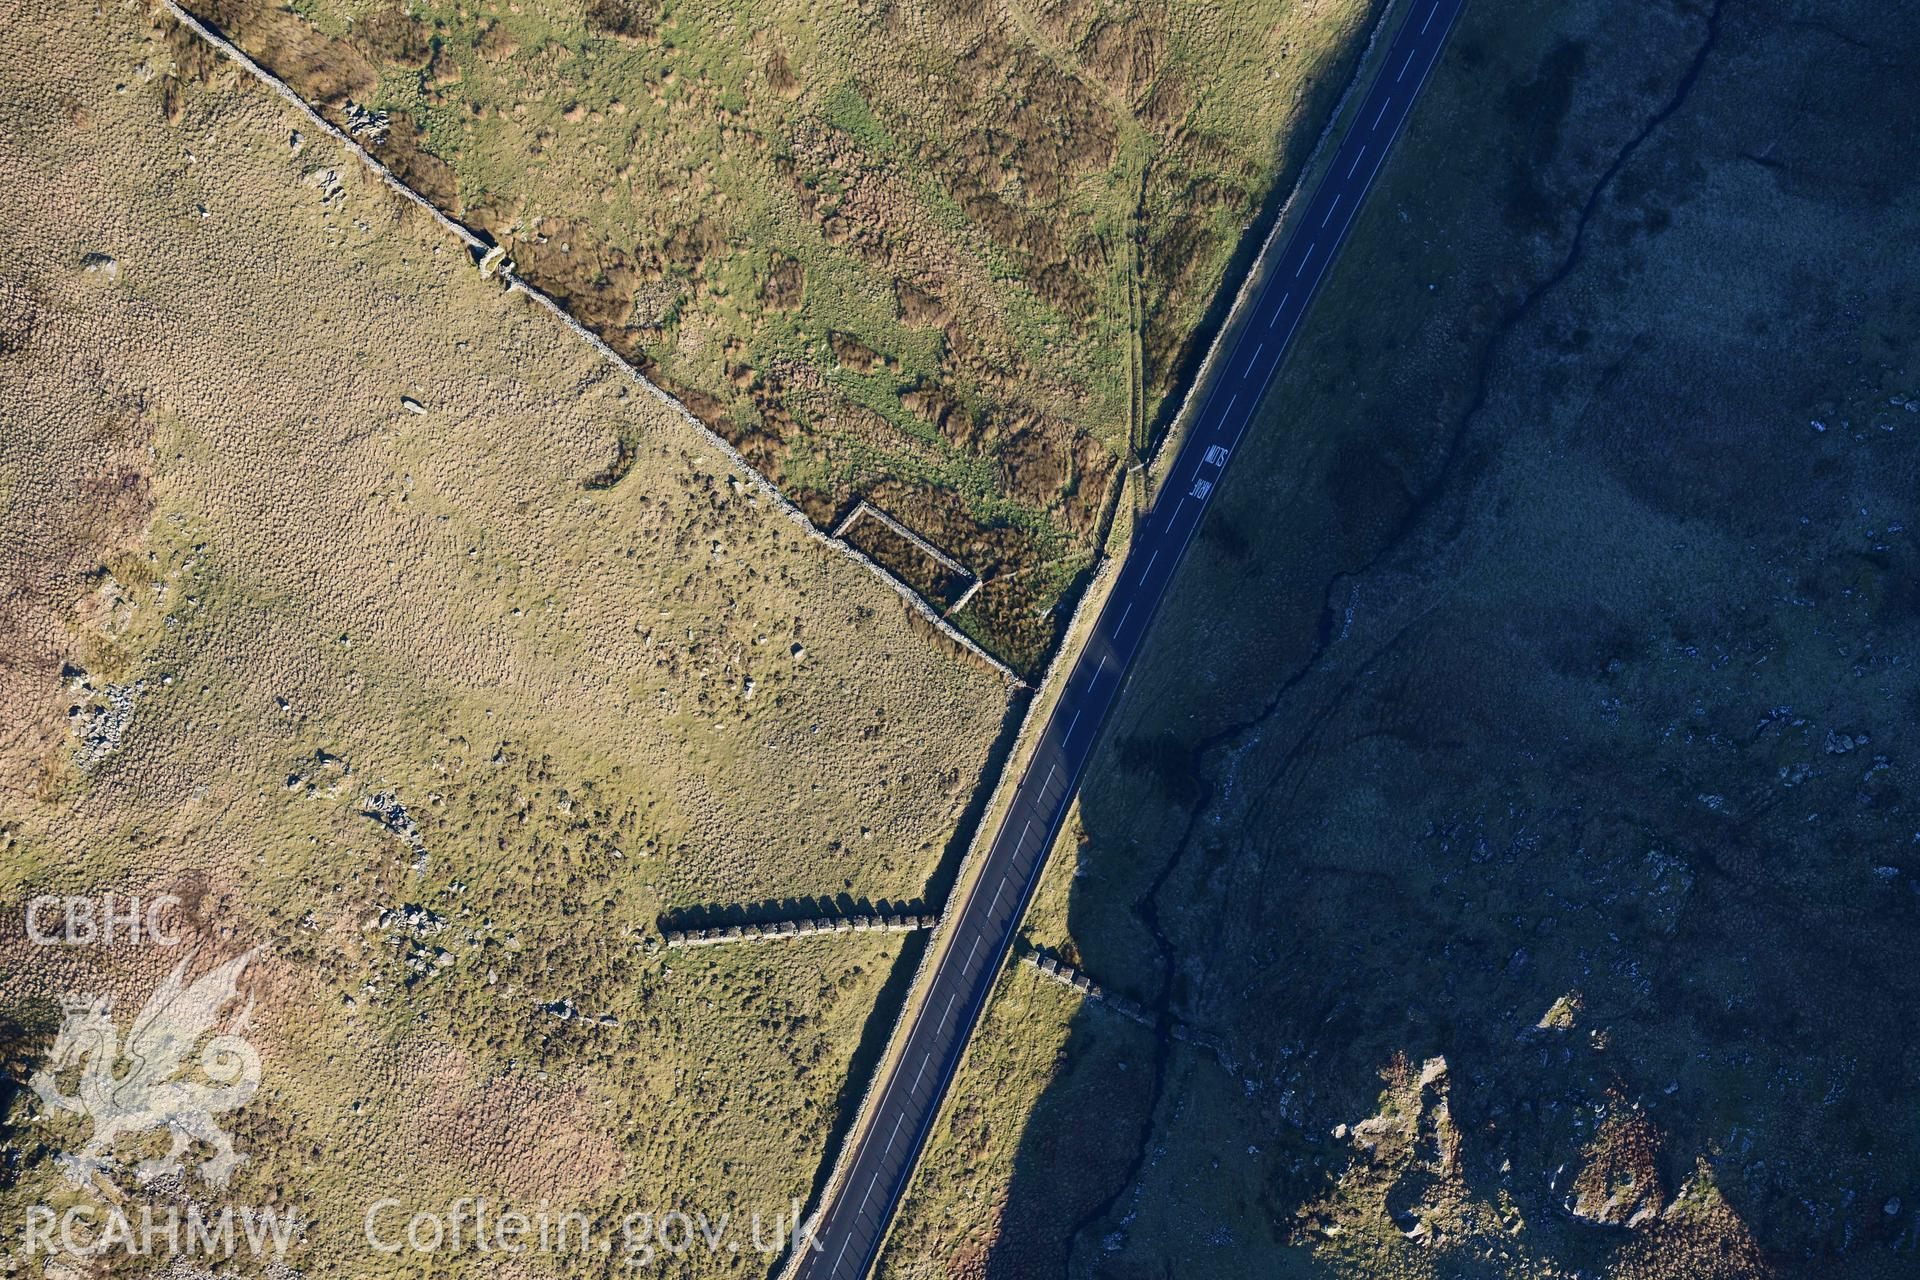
[
  {"xmin": 833, "ymin": 1184, "xmax": 874, "ymax": 1270},
  {"xmin": 1248, "ymin": 342, "xmax": 1264, "ymax": 368},
  {"xmin": 1116, "ymin": 601, "xmax": 1134, "ymax": 632},
  {"xmin": 1347, "ymin": 144, "xmax": 1367, "ymax": 179},
  {"xmin": 1422, "ymin": 1, "xmax": 1439, "ymax": 33},
  {"xmin": 1373, "ymin": 98, "xmax": 1392, "ymax": 130},
  {"xmin": 1321, "ymin": 192, "xmax": 1342, "ymax": 227},
  {"xmin": 1397, "ymin": 48, "xmax": 1416, "ymax": 81},
  {"xmin": 1295, "ymin": 244, "xmax": 1315, "ymax": 277}
]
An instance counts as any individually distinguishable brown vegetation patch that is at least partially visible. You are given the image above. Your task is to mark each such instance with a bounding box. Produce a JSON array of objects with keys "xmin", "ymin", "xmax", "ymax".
[
  {"xmin": 762, "ymin": 252, "xmax": 805, "ymax": 310},
  {"xmin": 894, "ymin": 279, "xmax": 949, "ymax": 327},
  {"xmin": 387, "ymin": 1042, "xmax": 624, "ymax": 1200},
  {"xmin": 829, "ymin": 330, "xmax": 885, "ymax": 373},
  {"xmin": 359, "ymin": 3, "xmax": 432, "ymax": 69},
  {"xmin": 583, "ymin": 0, "xmax": 658, "ymax": 43},
  {"xmin": 196, "ymin": 0, "xmax": 378, "ymax": 106}
]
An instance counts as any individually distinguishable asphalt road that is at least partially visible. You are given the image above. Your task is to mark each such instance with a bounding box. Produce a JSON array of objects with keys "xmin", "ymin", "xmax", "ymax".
[{"xmin": 789, "ymin": 2, "xmax": 1463, "ymax": 1273}]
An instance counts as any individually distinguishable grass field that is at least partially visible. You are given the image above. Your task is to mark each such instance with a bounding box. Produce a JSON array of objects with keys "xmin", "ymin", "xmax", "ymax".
[
  {"xmin": 0, "ymin": 2, "xmax": 1010, "ymax": 1271},
  {"xmin": 882, "ymin": 0, "xmax": 1920, "ymax": 1275},
  {"xmin": 180, "ymin": 0, "xmax": 1384, "ymax": 671}
]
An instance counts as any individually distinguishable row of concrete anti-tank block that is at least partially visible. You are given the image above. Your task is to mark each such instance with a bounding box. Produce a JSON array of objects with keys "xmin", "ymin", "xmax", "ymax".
[
  {"xmin": 663, "ymin": 914, "xmax": 937, "ymax": 946},
  {"xmin": 1019, "ymin": 948, "xmax": 1242, "ymax": 1076},
  {"xmin": 1020, "ymin": 947, "xmax": 1152, "ymax": 1024}
]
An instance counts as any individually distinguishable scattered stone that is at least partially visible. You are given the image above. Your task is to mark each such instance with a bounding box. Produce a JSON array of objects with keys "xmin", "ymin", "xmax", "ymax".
[
  {"xmin": 302, "ymin": 167, "xmax": 343, "ymax": 203},
  {"xmin": 343, "ymin": 100, "xmax": 390, "ymax": 145},
  {"xmin": 378, "ymin": 903, "xmax": 448, "ymax": 936},
  {"xmin": 363, "ymin": 791, "xmax": 428, "ymax": 872},
  {"xmin": 70, "ymin": 678, "xmax": 144, "ymax": 767}
]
